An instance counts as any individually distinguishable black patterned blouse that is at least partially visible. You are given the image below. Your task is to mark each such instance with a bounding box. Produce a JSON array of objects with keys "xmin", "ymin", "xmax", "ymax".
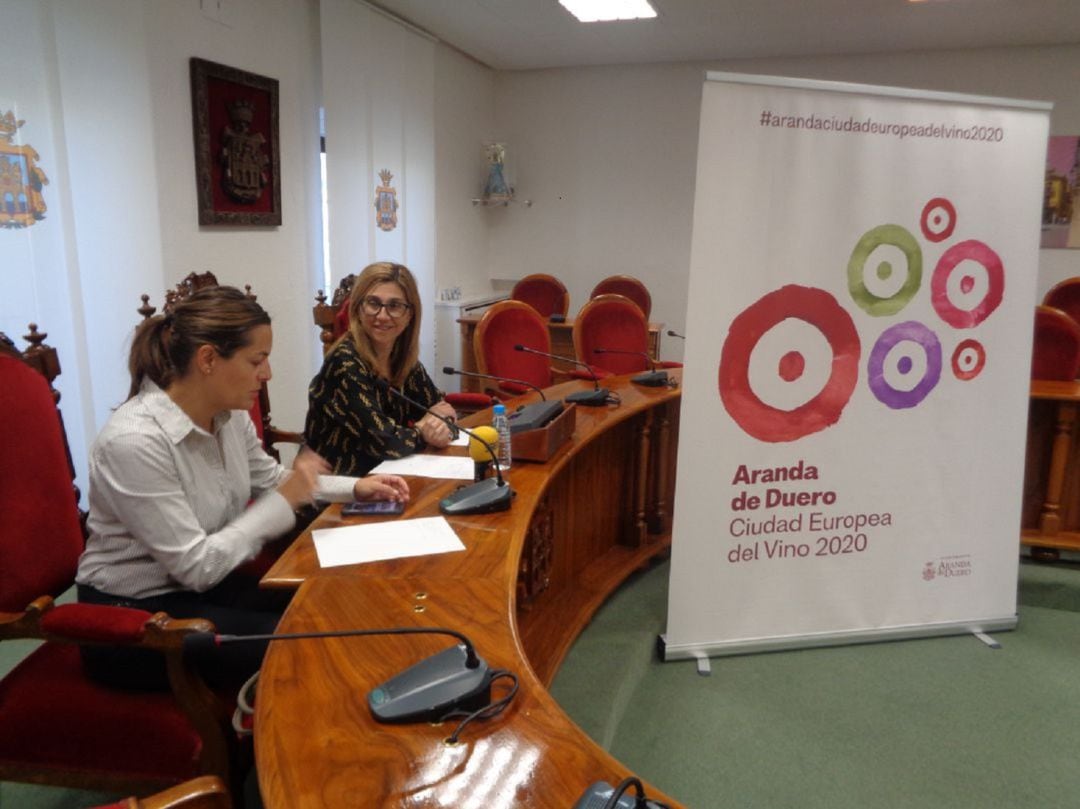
[{"xmin": 304, "ymin": 337, "xmax": 444, "ymax": 476}]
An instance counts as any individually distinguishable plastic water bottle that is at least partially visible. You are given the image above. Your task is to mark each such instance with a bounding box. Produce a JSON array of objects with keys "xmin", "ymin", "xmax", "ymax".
[{"xmin": 492, "ymin": 403, "xmax": 512, "ymax": 471}]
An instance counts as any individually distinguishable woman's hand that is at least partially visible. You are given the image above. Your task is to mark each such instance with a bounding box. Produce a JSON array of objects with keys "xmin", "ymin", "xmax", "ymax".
[
  {"xmin": 355, "ymin": 474, "xmax": 411, "ymax": 503},
  {"xmin": 277, "ymin": 449, "xmax": 331, "ymax": 510},
  {"xmin": 429, "ymin": 399, "xmax": 457, "ymax": 421},
  {"xmin": 416, "ymin": 412, "xmax": 454, "ymax": 448}
]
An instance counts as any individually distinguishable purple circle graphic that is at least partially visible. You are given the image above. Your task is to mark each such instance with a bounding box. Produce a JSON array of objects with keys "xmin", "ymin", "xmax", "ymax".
[{"xmin": 868, "ymin": 321, "xmax": 942, "ymax": 409}]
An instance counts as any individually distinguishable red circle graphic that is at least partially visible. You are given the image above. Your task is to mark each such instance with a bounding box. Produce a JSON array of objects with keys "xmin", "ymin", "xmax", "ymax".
[
  {"xmin": 920, "ymin": 197, "xmax": 957, "ymax": 243},
  {"xmin": 719, "ymin": 285, "xmax": 861, "ymax": 443},
  {"xmin": 931, "ymin": 240, "xmax": 1004, "ymax": 328},
  {"xmin": 951, "ymin": 339, "xmax": 986, "ymax": 381}
]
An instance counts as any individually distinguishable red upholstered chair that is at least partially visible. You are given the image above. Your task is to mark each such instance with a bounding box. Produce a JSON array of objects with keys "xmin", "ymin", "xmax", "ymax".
[
  {"xmin": 473, "ymin": 300, "xmax": 561, "ymax": 395},
  {"xmin": 1032, "ymin": 305, "xmax": 1080, "ymax": 380},
  {"xmin": 510, "ymin": 274, "xmax": 570, "ymax": 319},
  {"xmin": 139, "ymin": 272, "xmax": 303, "ymax": 462},
  {"xmin": 1042, "ymin": 277, "xmax": 1080, "ymax": 326},
  {"xmin": 312, "ymin": 275, "xmax": 494, "ymax": 415},
  {"xmin": 590, "ymin": 275, "xmax": 652, "ymax": 320},
  {"xmin": 0, "ymin": 329, "xmax": 236, "ymax": 797},
  {"xmin": 573, "ymin": 294, "xmax": 681, "ymax": 376},
  {"xmin": 94, "ymin": 775, "xmax": 233, "ymax": 809}
]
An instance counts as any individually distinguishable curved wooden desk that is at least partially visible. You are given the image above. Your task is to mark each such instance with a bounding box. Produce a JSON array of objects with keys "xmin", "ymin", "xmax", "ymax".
[{"xmin": 256, "ymin": 372, "xmax": 684, "ymax": 808}]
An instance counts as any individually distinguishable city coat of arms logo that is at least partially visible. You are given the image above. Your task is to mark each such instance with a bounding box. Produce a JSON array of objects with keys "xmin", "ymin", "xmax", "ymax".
[
  {"xmin": 0, "ymin": 110, "xmax": 49, "ymax": 229},
  {"xmin": 220, "ymin": 99, "xmax": 268, "ymax": 204},
  {"xmin": 375, "ymin": 168, "xmax": 398, "ymax": 232}
]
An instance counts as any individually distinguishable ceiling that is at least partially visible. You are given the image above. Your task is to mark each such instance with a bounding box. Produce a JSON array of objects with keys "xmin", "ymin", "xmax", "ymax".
[{"xmin": 369, "ymin": 0, "xmax": 1080, "ymax": 71}]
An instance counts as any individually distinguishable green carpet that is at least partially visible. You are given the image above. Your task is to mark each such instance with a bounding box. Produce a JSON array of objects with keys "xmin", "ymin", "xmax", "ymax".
[{"xmin": 550, "ymin": 558, "xmax": 1080, "ymax": 809}]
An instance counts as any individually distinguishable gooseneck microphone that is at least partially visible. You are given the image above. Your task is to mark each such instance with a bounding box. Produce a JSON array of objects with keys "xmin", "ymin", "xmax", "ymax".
[
  {"xmin": 513, "ymin": 344, "xmax": 613, "ymax": 407},
  {"xmin": 593, "ymin": 347, "xmax": 672, "ymax": 388},
  {"xmin": 184, "ymin": 626, "xmax": 495, "ymax": 724},
  {"xmin": 666, "ymin": 329, "xmax": 686, "ymax": 340},
  {"xmin": 442, "ymin": 366, "xmax": 547, "ymax": 400},
  {"xmin": 377, "ymin": 379, "xmax": 514, "ymax": 515},
  {"xmin": 443, "ymin": 366, "xmax": 565, "ymax": 433}
]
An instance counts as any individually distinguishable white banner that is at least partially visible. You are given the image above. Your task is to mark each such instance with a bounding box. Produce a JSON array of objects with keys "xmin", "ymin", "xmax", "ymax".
[{"xmin": 663, "ymin": 74, "xmax": 1051, "ymax": 658}]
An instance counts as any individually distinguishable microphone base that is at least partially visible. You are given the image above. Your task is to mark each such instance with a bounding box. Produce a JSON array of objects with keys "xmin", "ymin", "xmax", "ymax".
[
  {"xmin": 508, "ymin": 399, "xmax": 565, "ymax": 433},
  {"xmin": 566, "ymin": 388, "xmax": 610, "ymax": 407},
  {"xmin": 368, "ymin": 644, "xmax": 492, "ymax": 723},
  {"xmin": 631, "ymin": 370, "xmax": 669, "ymax": 387},
  {"xmin": 439, "ymin": 477, "xmax": 514, "ymax": 515},
  {"xmin": 573, "ymin": 781, "xmax": 665, "ymax": 808}
]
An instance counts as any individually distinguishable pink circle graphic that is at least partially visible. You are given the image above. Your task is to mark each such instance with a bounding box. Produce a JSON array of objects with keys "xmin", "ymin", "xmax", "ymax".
[
  {"xmin": 921, "ymin": 197, "xmax": 957, "ymax": 243},
  {"xmin": 951, "ymin": 339, "xmax": 986, "ymax": 381},
  {"xmin": 719, "ymin": 285, "xmax": 860, "ymax": 443},
  {"xmin": 931, "ymin": 240, "xmax": 1004, "ymax": 329}
]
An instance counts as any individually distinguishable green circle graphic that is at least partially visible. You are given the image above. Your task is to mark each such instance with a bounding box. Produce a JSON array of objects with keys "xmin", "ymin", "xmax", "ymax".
[{"xmin": 847, "ymin": 224, "xmax": 922, "ymax": 316}]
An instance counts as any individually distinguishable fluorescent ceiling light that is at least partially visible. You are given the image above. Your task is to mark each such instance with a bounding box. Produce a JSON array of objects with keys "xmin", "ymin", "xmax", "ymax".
[{"xmin": 558, "ymin": 0, "xmax": 657, "ymax": 23}]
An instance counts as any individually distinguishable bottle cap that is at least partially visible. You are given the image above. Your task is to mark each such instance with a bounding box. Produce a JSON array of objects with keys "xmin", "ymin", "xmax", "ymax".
[{"xmin": 493, "ymin": 403, "xmax": 506, "ymax": 415}]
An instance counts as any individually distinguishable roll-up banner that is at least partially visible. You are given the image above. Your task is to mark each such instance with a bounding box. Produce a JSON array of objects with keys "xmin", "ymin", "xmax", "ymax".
[{"xmin": 662, "ymin": 73, "xmax": 1051, "ymax": 660}]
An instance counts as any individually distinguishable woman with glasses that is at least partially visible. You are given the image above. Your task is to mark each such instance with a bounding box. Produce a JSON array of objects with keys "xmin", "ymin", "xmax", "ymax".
[{"xmin": 305, "ymin": 262, "xmax": 456, "ymax": 475}]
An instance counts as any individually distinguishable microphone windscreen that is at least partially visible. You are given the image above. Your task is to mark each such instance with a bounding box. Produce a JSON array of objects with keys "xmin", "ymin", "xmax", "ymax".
[
  {"xmin": 442, "ymin": 366, "xmax": 455, "ymax": 374},
  {"xmin": 468, "ymin": 425, "xmax": 499, "ymax": 462},
  {"xmin": 182, "ymin": 631, "xmax": 219, "ymax": 659}
]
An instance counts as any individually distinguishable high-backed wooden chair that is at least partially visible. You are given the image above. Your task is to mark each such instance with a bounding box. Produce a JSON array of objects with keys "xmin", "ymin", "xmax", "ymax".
[
  {"xmin": 312, "ymin": 275, "xmax": 494, "ymax": 414},
  {"xmin": 510, "ymin": 274, "xmax": 570, "ymax": 319},
  {"xmin": 95, "ymin": 775, "xmax": 233, "ymax": 809},
  {"xmin": 312, "ymin": 274, "xmax": 358, "ymax": 353},
  {"xmin": 0, "ymin": 326, "xmax": 236, "ymax": 798},
  {"xmin": 474, "ymin": 299, "xmax": 561, "ymax": 395},
  {"xmin": 138, "ymin": 271, "xmax": 302, "ymax": 461},
  {"xmin": 573, "ymin": 294, "xmax": 681, "ymax": 376},
  {"xmin": 1043, "ymin": 277, "xmax": 1080, "ymax": 327},
  {"xmin": 590, "ymin": 274, "xmax": 652, "ymax": 319},
  {"xmin": 1032, "ymin": 305, "xmax": 1080, "ymax": 380}
]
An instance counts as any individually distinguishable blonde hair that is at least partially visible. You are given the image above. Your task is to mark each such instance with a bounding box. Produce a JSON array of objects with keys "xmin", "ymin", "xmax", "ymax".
[
  {"xmin": 128, "ymin": 286, "xmax": 270, "ymax": 399},
  {"xmin": 342, "ymin": 262, "xmax": 421, "ymax": 387}
]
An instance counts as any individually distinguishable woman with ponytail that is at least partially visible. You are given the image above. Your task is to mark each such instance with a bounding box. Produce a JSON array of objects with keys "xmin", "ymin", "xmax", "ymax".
[{"xmin": 76, "ymin": 286, "xmax": 409, "ymax": 690}]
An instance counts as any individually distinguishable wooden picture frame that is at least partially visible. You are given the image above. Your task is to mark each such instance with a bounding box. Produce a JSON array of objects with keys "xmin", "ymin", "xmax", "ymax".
[{"xmin": 190, "ymin": 57, "xmax": 281, "ymax": 226}]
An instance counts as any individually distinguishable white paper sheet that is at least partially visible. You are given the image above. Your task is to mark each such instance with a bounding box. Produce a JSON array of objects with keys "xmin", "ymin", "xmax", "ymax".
[
  {"xmin": 369, "ymin": 454, "xmax": 475, "ymax": 479},
  {"xmin": 312, "ymin": 516, "xmax": 466, "ymax": 568},
  {"xmin": 450, "ymin": 431, "xmax": 470, "ymax": 447}
]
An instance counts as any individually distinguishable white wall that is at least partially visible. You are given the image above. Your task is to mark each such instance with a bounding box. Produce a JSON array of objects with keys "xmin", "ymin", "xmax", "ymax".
[
  {"xmin": 321, "ymin": 0, "xmax": 437, "ymax": 370},
  {"xmin": 433, "ymin": 45, "xmax": 496, "ymax": 300},
  {"xmin": 2, "ymin": 0, "xmax": 451, "ymax": 497},
  {"xmin": 489, "ymin": 44, "xmax": 1080, "ymax": 361},
  {"xmin": 142, "ymin": 0, "xmax": 325, "ymax": 440}
]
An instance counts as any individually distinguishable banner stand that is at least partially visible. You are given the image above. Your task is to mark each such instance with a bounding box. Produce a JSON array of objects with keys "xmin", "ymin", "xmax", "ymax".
[{"xmin": 663, "ymin": 72, "xmax": 1050, "ymax": 662}]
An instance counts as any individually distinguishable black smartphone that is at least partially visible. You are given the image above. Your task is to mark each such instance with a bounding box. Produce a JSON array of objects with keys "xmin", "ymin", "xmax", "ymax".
[{"xmin": 341, "ymin": 500, "xmax": 405, "ymax": 517}]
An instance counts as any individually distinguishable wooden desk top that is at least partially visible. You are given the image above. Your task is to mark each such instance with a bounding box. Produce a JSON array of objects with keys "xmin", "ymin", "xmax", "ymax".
[{"xmin": 257, "ymin": 372, "xmax": 684, "ymax": 808}]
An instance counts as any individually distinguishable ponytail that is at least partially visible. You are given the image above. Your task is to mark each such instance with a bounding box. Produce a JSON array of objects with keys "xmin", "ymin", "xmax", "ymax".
[{"xmin": 127, "ymin": 315, "xmax": 175, "ymax": 399}]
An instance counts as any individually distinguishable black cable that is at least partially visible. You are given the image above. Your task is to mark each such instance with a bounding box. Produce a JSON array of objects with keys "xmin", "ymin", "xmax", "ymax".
[
  {"xmin": 603, "ymin": 776, "xmax": 644, "ymax": 809},
  {"xmin": 442, "ymin": 669, "xmax": 519, "ymax": 743},
  {"xmin": 599, "ymin": 775, "xmax": 675, "ymax": 809}
]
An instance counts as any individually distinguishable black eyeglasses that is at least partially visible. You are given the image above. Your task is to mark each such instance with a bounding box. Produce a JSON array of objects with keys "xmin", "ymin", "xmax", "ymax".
[{"xmin": 361, "ymin": 296, "xmax": 412, "ymax": 319}]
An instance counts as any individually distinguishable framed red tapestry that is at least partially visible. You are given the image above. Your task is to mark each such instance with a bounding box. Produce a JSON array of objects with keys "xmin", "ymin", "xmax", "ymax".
[{"xmin": 190, "ymin": 57, "xmax": 281, "ymax": 226}]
